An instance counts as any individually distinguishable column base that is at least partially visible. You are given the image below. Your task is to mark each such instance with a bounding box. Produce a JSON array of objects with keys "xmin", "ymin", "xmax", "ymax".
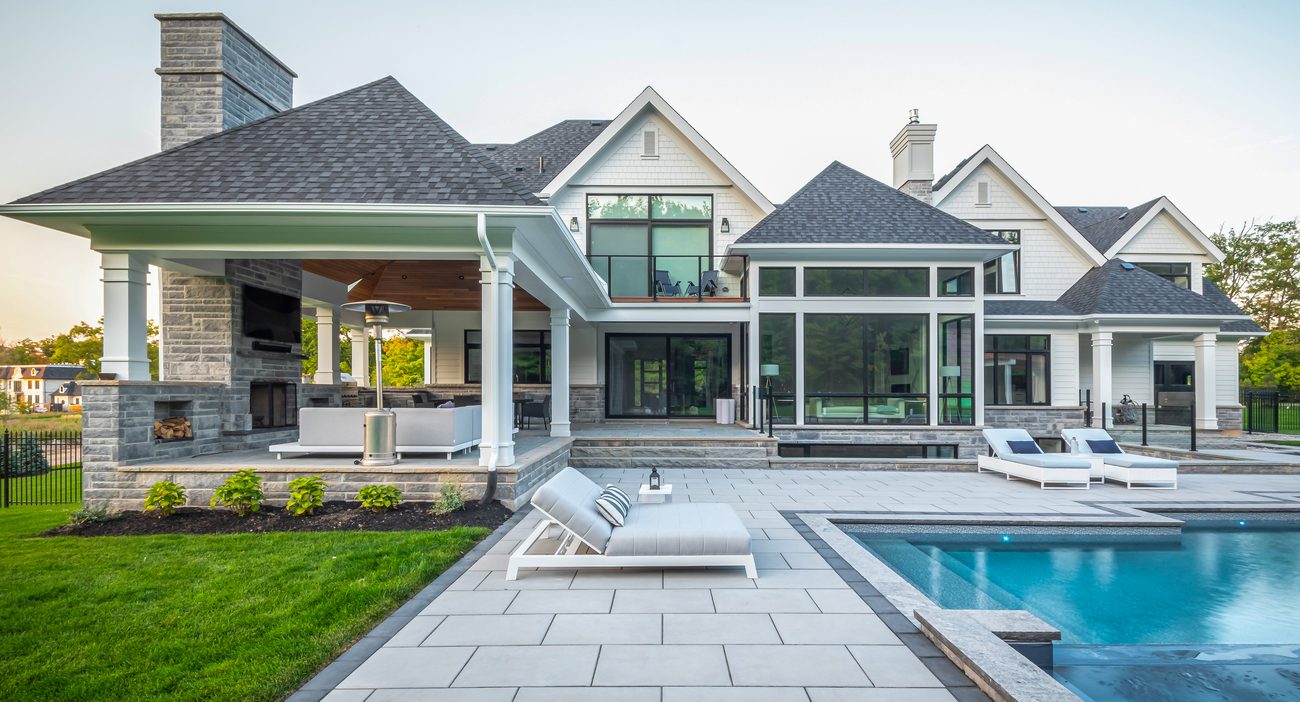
[
  {"xmin": 549, "ymin": 421, "xmax": 571, "ymax": 438},
  {"xmin": 313, "ymin": 372, "xmax": 340, "ymax": 385},
  {"xmin": 100, "ymin": 359, "xmax": 151, "ymax": 381}
]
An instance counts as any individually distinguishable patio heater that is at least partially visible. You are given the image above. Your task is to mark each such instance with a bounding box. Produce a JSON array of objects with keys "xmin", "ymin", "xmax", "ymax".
[
  {"xmin": 760, "ymin": 364, "xmax": 780, "ymax": 439},
  {"xmin": 340, "ymin": 300, "xmax": 412, "ymax": 466}
]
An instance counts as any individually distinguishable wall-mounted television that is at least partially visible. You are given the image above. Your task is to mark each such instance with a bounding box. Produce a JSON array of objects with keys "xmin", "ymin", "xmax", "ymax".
[{"xmin": 242, "ymin": 285, "xmax": 302, "ymax": 344}]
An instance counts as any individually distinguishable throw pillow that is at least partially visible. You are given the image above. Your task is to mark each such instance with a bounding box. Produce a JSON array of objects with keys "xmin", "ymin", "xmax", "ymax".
[
  {"xmin": 437, "ymin": 400, "xmax": 454, "ymax": 408},
  {"xmin": 595, "ymin": 487, "xmax": 630, "ymax": 527},
  {"xmin": 1086, "ymin": 439, "xmax": 1122, "ymax": 454},
  {"xmin": 1006, "ymin": 440, "xmax": 1043, "ymax": 455}
]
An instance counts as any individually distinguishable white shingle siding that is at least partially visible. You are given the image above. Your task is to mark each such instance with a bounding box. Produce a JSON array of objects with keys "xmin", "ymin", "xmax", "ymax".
[
  {"xmin": 1216, "ymin": 340, "xmax": 1239, "ymax": 405},
  {"xmin": 1111, "ymin": 337, "xmax": 1154, "ymax": 405},
  {"xmin": 1119, "ymin": 212, "xmax": 1208, "ymax": 256},
  {"xmin": 1051, "ymin": 331, "xmax": 1079, "ymax": 406}
]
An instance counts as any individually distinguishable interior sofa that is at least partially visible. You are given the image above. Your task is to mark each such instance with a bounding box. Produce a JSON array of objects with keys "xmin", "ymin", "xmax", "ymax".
[{"xmin": 269, "ymin": 405, "xmax": 482, "ymax": 459}]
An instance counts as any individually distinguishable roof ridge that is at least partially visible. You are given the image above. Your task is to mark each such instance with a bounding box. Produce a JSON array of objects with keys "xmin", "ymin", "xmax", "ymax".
[{"xmin": 13, "ymin": 76, "xmax": 401, "ymax": 204}]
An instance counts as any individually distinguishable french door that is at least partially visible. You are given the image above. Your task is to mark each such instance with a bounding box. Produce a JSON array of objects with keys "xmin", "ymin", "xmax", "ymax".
[{"xmin": 605, "ymin": 334, "xmax": 731, "ymax": 418}]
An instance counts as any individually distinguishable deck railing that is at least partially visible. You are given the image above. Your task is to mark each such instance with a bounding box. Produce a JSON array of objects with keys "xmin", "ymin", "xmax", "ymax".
[{"xmin": 586, "ymin": 254, "xmax": 748, "ymax": 301}]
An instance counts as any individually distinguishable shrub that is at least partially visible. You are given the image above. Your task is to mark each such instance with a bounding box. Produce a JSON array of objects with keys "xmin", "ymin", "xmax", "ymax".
[
  {"xmin": 358, "ymin": 484, "xmax": 403, "ymax": 512},
  {"xmin": 68, "ymin": 504, "xmax": 111, "ymax": 526},
  {"xmin": 210, "ymin": 469, "xmax": 265, "ymax": 517},
  {"xmin": 431, "ymin": 481, "xmax": 466, "ymax": 516},
  {"xmin": 11, "ymin": 434, "xmax": 49, "ymax": 476},
  {"xmin": 286, "ymin": 475, "xmax": 327, "ymax": 517},
  {"xmin": 143, "ymin": 480, "xmax": 187, "ymax": 518}
]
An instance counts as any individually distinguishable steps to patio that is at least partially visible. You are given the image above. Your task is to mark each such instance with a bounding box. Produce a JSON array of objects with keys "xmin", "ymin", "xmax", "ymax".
[{"xmin": 569, "ymin": 426, "xmax": 776, "ymax": 469}]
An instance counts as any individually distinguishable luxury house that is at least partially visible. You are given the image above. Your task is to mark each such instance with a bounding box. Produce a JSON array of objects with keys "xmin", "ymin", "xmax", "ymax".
[
  {"xmin": 2, "ymin": 364, "xmax": 87, "ymax": 410},
  {"xmin": 0, "ymin": 13, "xmax": 1260, "ymax": 506}
]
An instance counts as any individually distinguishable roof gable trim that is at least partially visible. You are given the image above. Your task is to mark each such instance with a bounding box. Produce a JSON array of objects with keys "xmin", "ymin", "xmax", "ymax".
[{"xmin": 1106, "ymin": 197, "xmax": 1225, "ymax": 262}]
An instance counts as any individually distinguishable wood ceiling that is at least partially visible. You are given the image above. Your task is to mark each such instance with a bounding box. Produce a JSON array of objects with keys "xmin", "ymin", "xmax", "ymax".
[{"xmin": 301, "ymin": 259, "xmax": 546, "ymax": 311}]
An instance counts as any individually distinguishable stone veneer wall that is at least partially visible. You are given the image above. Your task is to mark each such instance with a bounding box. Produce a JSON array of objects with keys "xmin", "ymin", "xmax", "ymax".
[
  {"xmin": 1217, "ymin": 405, "xmax": 1243, "ymax": 433},
  {"xmin": 982, "ymin": 406, "xmax": 1088, "ymax": 435}
]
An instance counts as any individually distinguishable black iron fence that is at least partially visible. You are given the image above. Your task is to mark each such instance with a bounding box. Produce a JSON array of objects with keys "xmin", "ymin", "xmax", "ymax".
[
  {"xmin": 2, "ymin": 430, "xmax": 82, "ymax": 507},
  {"xmin": 1243, "ymin": 389, "xmax": 1300, "ymax": 435}
]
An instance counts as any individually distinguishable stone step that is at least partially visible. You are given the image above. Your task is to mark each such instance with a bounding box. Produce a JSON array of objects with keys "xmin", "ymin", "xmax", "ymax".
[
  {"xmin": 568, "ymin": 456, "xmax": 772, "ymax": 469},
  {"xmin": 569, "ymin": 437, "xmax": 776, "ymax": 469},
  {"xmin": 570, "ymin": 445, "xmax": 773, "ymax": 459}
]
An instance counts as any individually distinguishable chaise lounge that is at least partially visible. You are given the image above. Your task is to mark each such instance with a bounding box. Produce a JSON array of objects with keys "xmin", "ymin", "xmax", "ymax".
[
  {"xmin": 507, "ymin": 467, "xmax": 756, "ymax": 580},
  {"xmin": 1061, "ymin": 428, "xmax": 1179, "ymax": 489},
  {"xmin": 978, "ymin": 428, "xmax": 1097, "ymax": 490}
]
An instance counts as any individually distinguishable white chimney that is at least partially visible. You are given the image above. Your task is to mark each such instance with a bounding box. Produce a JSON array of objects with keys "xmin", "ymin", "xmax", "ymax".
[{"xmin": 889, "ymin": 110, "xmax": 937, "ymax": 203}]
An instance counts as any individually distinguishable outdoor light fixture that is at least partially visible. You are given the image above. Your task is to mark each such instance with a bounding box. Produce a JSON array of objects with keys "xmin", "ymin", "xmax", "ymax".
[
  {"xmin": 340, "ymin": 299, "xmax": 412, "ymax": 466},
  {"xmin": 649, "ymin": 467, "xmax": 661, "ymax": 490},
  {"xmin": 760, "ymin": 364, "xmax": 780, "ymax": 438},
  {"xmin": 720, "ymin": 217, "xmax": 730, "ymax": 234},
  {"xmin": 569, "ymin": 216, "xmax": 580, "ymax": 233}
]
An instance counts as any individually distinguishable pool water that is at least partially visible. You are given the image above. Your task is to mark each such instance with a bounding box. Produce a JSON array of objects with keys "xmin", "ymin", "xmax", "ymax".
[{"xmin": 851, "ymin": 520, "xmax": 1300, "ymax": 646}]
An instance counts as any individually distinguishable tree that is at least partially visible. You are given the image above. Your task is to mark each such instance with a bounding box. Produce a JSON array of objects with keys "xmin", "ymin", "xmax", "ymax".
[
  {"xmin": 0, "ymin": 338, "xmax": 48, "ymax": 365},
  {"xmin": 1240, "ymin": 329, "xmax": 1300, "ymax": 391},
  {"xmin": 41, "ymin": 319, "xmax": 160, "ymax": 379},
  {"xmin": 1206, "ymin": 219, "xmax": 1299, "ymax": 331},
  {"xmin": 380, "ymin": 336, "xmax": 424, "ymax": 387}
]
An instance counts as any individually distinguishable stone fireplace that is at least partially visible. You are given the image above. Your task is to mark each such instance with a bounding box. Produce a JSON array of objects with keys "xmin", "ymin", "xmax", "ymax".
[{"xmin": 250, "ymin": 382, "xmax": 296, "ymax": 429}]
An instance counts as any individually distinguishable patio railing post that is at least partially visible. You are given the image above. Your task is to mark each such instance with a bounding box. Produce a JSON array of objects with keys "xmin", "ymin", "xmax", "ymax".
[
  {"xmin": 1141, "ymin": 403, "xmax": 1148, "ymax": 446},
  {"xmin": 1101, "ymin": 402, "xmax": 1107, "ymax": 430},
  {"xmin": 1274, "ymin": 390, "xmax": 1281, "ymax": 434},
  {"xmin": 1244, "ymin": 389, "xmax": 1252, "ymax": 434},
  {"xmin": 1082, "ymin": 389, "xmax": 1092, "ymax": 427},
  {"xmin": 1190, "ymin": 396, "xmax": 1197, "ymax": 452}
]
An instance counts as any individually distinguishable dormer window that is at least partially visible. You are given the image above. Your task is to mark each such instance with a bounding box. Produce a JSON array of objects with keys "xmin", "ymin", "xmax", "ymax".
[
  {"xmin": 642, "ymin": 129, "xmax": 658, "ymax": 158},
  {"xmin": 1136, "ymin": 262, "xmax": 1191, "ymax": 288},
  {"xmin": 975, "ymin": 180, "xmax": 992, "ymax": 206}
]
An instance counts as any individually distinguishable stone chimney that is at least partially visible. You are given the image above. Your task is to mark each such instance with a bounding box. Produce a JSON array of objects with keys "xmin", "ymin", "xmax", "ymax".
[
  {"xmin": 890, "ymin": 109, "xmax": 937, "ymax": 203},
  {"xmin": 156, "ymin": 13, "xmax": 296, "ymax": 150}
]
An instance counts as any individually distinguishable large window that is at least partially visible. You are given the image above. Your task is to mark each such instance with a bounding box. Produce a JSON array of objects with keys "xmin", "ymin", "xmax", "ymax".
[
  {"xmin": 983, "ymin": 230, "xmax": 1021, "ymax": 294},
  {"xmin": 465, "ymin": 330, "xmax": 551, "ymax": 384},
  {"xmin": 939, "ymin": 267, "xmax": 974, "ymax": 297},
  {"xmin": 1136, "ymin": 262, "xmax": 1191, "ymax": 288},
  {"xmin": 803, "ymin": 268, "xmax": 929, "ymax": 297},
  {"xmin": 939, "ymin": 315, "xmax": 975, "ymax": 424},
  {"xmin": 984, "ymin": 334, "xmax": 1050, "ymax": 405},
  {"xmin": 587, "ymin": 194, "xmax": 712, "ymax": 298},
  {"xmin": 803, "ymin": 314, "xmax": 928, "ymax": 424},
  {"xmin": 759, "ymin": 267, "xmax": 795, "ymax": 297},
  {"xmin": 759, "ymin": 313, "xmax": 796, "ymax": 424}
]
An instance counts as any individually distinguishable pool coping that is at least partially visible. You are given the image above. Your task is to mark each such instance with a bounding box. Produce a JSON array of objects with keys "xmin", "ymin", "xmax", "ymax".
[{"xmin": 783, "ymin": 494, "xmax": 1300, "ymax": 702}]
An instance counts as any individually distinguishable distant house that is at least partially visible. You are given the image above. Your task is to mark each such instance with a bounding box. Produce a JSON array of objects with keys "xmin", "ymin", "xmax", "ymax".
[{"xmin": 2, "ymin": 365, "xmax": 88, "ymax": 410}]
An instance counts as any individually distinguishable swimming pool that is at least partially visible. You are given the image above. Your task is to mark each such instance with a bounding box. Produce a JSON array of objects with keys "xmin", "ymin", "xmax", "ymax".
[{"xmin": 850, "ymin": 518, "xmax": 1300, "ymax": 645}]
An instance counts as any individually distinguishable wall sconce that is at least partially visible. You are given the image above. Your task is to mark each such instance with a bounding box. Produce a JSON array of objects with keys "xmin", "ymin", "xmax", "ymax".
[
  {"xmin": 569, "ymin": 217, "xmax": 580, "ymax": 233},
  {"xmin": 720, "ymin": 217, "xmax": 730, "ymax": 234}
]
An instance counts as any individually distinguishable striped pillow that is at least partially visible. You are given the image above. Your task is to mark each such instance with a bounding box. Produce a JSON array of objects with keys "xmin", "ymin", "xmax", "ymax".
[{"xmin": 595, "ymin": 485, "xmax": 631, "ymax": 527}]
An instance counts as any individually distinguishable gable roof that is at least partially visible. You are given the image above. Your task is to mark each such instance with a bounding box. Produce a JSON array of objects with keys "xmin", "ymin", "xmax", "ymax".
[
  {"xmin": 1057, "ymin": 259, "xmax": 1246, "ymax": 316},
  {"xmin": 539, "ymin": 86, "xmax": 774, "ymax": 212},
  {"xmin": 478, "ymin": 120, "xmax": 610, "ymax": 193},
  {"xmin": 13, "ymin": 77, "xmax": 540, "ymax": 206},
  {"xmin": 1057, "ymin": 199, "xmax": 1161, "ymax": 253},
  {"xmin": 733, "ymin": 161, "xmax": 1010, "ymax": 246}
]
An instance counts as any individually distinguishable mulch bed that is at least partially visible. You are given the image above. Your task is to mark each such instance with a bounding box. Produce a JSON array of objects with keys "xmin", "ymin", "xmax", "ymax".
[{"xmin": 45, "ymin": 501, "xmax": 512, "ymax": 537}]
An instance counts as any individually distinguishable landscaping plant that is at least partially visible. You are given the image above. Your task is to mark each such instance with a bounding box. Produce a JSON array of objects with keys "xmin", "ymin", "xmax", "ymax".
[
  {"xmin": 209, "ymin": 469, "xmax": 265, "ymax": 517},
  {"xmin": 357, "ymin": 484, "xmax": 403, "ymax": 512},
  {"xmin": 431, "ymin": 481, "xmax": 466, "ymax": 516},
  {"xmin": 286, "ymin": 475, "xmax": 327, "ymax": 516},
  {"xmin": 143, "ymin": 480, "xmax": 187, "ymax": 517},
  {"xmin": 67, "ymin": 504, "xmax": 110, "ymax": 526}
]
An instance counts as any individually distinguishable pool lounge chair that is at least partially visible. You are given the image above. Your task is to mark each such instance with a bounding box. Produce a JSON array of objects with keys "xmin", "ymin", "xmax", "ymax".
[
  {"xmin": 507, "ymin": 467, "xmax": 756, "ymax": 580},
  {"xmin": 1061, "ymin": 428, "xmax": 1179, "ymax": 489},
  {"xmin": 978, "ymin": 428, "xmax": 1097, "ymax": 490}
]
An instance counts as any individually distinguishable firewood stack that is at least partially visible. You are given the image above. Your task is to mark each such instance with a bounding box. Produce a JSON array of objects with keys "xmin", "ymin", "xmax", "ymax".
[{"xmin": 154, "ymin": 417, "xmax": 193, "ymax": 441}]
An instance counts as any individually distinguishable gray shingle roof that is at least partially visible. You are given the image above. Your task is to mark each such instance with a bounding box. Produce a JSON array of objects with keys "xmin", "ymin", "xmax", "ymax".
[
  {"xmin": 477, "ymin": 119, "xmax": 609, "ymax": 193},
  {"xmin": 13, "ymin": 77, "xmax": 540, "ymax": 206},
  {"xmin": 1057, "ymin": 259, "xmax": 1247, "ymax": 316},
  {"xmin": 1220, "ymin": 319, "xmax": 1265, "ymax": 334},
  {"xmin": 931, "ymin": 149, "xmax": 980, "ymax": 192},
  {"xmin": 733, "ymin": 162, "xmax": 1008, "ymax": 246},
  {"xmin": 1056, "ymin": 199, "xmax": 1161, "ymax": 253},
  {"xmin": 985, "ymin": 300, "xmax": 1078, "ymax": 316}
]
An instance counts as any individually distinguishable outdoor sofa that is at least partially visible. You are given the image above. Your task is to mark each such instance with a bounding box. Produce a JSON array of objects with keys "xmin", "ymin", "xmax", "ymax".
[
  {"xmin": 507, "ymin": 467, "xmax": 756, "ymax": 580},
  {"xmin": 978, "ymin": 428, "xmax": 1097, "ymax": 489},
  {"xmin": 1061, "ymin": 428, "xmax": 1179, "ymax": 489},
  {"xmin": 268, "ymin": 406, "xmax": 481, "ymax": 459}
]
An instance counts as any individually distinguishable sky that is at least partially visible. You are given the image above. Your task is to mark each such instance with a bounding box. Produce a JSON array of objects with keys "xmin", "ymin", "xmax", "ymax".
[{"xmin": 1, "ymin": 0, "xmax": 1297, "ymax": 339}]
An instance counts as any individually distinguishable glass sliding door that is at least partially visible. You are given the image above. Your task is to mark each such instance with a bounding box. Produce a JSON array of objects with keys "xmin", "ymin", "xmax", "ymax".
[{"xmin": 605, "ymin": 333, "xmax": 731, "ymax": 418}]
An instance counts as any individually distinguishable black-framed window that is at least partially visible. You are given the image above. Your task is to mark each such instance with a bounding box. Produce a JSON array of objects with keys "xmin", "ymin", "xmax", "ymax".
[
  {"xmin": 586, "ymin": 194, "xmax": 713, "ymax": 298},
  {"xmin": 803, "ymin": 314, "xmax": 928, "ymax": 424},
  {"xmin": 465, "ymin": 330, "xmax": 551, "ymax": 384},
  {"xmin": 939, "ymin": 267, "xmax": 975, "ymax": 297},
  {"xmin": 984, "ymin": 334, "xmax": 1050, "ymax": 405},
  {"xmin": 804, "ymin": 267, "xmax": 929, "ymax": 297},
  {"xmin": 1135, "ymin": 262, "xmax": 1191, "ymax": 288},
  {"xmin": 759, "ymin": 313, "xmax": 796, "ymax": 424},
  {"xmin": 759, "ymin": 267, "xmax": 795, "ymax": 297},
  {"xmin": 984, "ymin": 230, "xmax": 1021, "ymax": 294},
  {"xmin": 939, "ymin": 315, "xmax": 975, "ymax": 425}
]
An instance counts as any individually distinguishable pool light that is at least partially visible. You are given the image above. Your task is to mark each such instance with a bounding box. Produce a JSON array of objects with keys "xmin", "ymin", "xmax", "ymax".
[
  {"xmin": 1001, "ymin": 535, "xmax": 1012, "ymax": 543},
  {"xmin": 1239, "ymin": 520, "xmax": 1248, "ymax": 527}
]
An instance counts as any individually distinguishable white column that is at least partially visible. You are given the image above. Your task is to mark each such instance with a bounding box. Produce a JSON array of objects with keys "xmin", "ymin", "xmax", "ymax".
[
  {"xmin": 479, "ymin": 255, "xmax": 515, "ymax": 467},
  {"xmin": 349, "ymin": 329, "xmax": 369, "ymax": 387},
  {"xmin": 1194, "ymin": 332, "xmax": 1219, "ymax": 430},
  {"xmin": 1091, "ymin": 331, "xmax": 1113, "ymax": 428},
  {"xmin": 422, "ymin": 338, "xmax": 434, "ymax": 385},
  {"xmin": 550, "ymin": 308, "xmax": 571, "ymax": 437},
  {"xmin": 100, "ymin": 252, "xmax": 151, "ymax": 380},
  {"xmin": 313, "ymin": 306, "xmax": 340, "ymax": 385}
]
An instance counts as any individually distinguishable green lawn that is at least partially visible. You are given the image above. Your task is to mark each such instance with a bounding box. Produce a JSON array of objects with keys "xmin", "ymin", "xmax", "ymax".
[
  {"xmin": 1264, "ymin": 439, "xmax": 1300, "ymax": 447},
  {"xmin": 0, "ymin": 506, "xmax": 488, "ymax": 701}
]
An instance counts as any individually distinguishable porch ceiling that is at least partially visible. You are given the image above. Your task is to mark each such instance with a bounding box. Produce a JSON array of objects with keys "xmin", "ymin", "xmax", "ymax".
[{"xmin": 302, "ymin": 259, "xmax": 546, "ymax": 311}]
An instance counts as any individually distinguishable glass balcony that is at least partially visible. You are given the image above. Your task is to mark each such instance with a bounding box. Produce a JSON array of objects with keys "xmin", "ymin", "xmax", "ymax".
[{"xmin": 586, "ymin": 254, "xmax": 749, "ymax": 301}]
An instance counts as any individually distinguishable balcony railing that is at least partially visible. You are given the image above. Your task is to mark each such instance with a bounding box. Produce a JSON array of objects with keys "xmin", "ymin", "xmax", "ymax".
[{"xmin": 587, "ymin": 254, "xmax": 748, "ymax": 301}]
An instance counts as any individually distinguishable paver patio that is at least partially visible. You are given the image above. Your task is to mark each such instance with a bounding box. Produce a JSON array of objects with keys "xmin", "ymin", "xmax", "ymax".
[{"xmin": 313, "ymin": 467, "xmax": 1300, "ymax": 701}]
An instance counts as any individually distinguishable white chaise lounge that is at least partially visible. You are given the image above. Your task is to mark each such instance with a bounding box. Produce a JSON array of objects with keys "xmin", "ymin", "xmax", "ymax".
[
  {"xmin": 978, "ymin": 428, "xmax": 1097, "ymax": 490},
  {"xmin": 507, "ymin": 467, "xmax": 757, "ymax": 581},
  {"xmin": 269, "ymin": 406, "xmax": 482, "ymax": 459},
  {"xmin": 1061, "ymin": 428, "xmax": 1179, "ymax": 489}
]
